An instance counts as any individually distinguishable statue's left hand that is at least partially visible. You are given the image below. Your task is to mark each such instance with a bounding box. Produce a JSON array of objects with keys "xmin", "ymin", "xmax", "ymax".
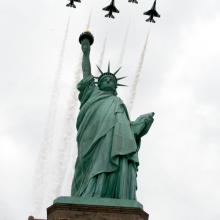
[{"xmin": 131, "ymin": 112, "xmax": 154, "ymax": 138}]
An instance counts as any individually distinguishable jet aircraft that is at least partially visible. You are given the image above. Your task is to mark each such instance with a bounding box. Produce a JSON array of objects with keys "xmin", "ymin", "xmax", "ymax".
[
  {"xmin": 66, "ymin": 0, "xmax": 81, "ymax": 8},
  {"xmin": 103, "ymin": 0, "xmax": 120, "ymax": 18},
  {"xmin": 143, "ymin": 0, "xmax": 160, "ymax": 23},
  {"xmin": 128, "ymin": 0, "xmax": 138, "ymax": 3}
]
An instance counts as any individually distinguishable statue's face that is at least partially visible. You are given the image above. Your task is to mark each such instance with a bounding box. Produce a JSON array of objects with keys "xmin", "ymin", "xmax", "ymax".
[
  {"xmin": 99, "ymin": 75, "xmax": 116, "ymax": 92},
  {"xmin": 81, "ymin": 39, "xmax": 90, "ymax": 54}
]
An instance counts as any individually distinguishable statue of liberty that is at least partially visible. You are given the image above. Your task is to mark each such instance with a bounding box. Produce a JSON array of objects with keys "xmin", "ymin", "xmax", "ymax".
[{"xmin": 71, "ymin": 31, "xmax": 154, "ymax": 200}]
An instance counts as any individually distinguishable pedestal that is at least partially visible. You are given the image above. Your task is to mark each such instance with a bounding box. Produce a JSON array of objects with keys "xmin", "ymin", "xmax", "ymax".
[{"xmin": 47, "ymin": 197, "xmax": 149, "ymax": 220}]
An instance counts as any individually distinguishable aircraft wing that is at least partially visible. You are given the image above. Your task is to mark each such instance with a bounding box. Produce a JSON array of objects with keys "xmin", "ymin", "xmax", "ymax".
[
  {"xmin": 152, "ymin": 10, "xmax": 160, "ymax": 17},
  {"xmin": 144, "ymin": 9, "xmax": 160, "ymax": 17},
  {"xmin": 112, "ymin": 6, "xmax": 119, "ymax": 13},
  {"xmin": 103, "ymin": 5, "xmax": 119, "ymax": 13},
  {"xmin": 143, "ymin": 10, "xmax": 152, "ymax": 16},
  {"xmin": 103, "ymin": 5, "xmax": 112, "ymax": 11}
]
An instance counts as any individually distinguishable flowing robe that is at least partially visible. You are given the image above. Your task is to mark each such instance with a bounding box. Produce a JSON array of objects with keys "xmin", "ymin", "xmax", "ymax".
[{"xmin": 71, "ymin": 76, "xmax": 140, "ymax": 200}]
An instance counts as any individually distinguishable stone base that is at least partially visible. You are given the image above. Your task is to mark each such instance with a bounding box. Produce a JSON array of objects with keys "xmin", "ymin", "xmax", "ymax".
[
  {"xmin": 47, "ymin": 197, "xmax": 149, "ymax": 220},
  {"xmin": 28, "ymin": 216, "xmax": 46, "ymax": 220}
]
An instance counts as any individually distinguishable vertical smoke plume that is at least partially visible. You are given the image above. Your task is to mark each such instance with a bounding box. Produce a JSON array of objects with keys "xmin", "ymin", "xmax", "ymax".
[
  {"xmin": 53, "ymin": 12, "xmax": 94, "ymax": 197},
  {"xmin": 33, "ymin": 16, "xmax": 71, "ymax": 216},
  {"xmin": 118, "ymin": 23, "xmax": 130, "ymax": 67},
  {"xmin": 52, "ymin": 57, "xmax": 81, "ymax": 197},
  {"xmin": 128, "ymin": 32, "xmax": 150, "ymax": 114},
  {"xmin": 86, "ymin": 10, "xmax": 92, "ymax": 30},
  {"xmin": 58, "ymin": 58, "xmax": 81, "ymax": 195},
  {"xmin": 96, "ymin": 35, "xmax": 107, "ymax": 75}
]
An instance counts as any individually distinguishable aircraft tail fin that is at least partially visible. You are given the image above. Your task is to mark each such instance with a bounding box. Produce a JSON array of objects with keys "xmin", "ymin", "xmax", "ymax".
[
  {"xmin": 105, "ymin": 13, "xmax": 115, "ymax": 18},
  {"xmin": 66, "ymin": 3, "xmax": 76, "ymax": 8},
  {"xmin": 146, "ymin": 17, "xmax": 155, "ymax": 23}
]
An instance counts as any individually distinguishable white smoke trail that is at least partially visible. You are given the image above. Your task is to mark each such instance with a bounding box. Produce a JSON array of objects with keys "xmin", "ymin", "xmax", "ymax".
[
  {"xmin": 59, "ymin": 60, "xmax": 81, "ymax": 195},
  {"xmin": 128, "ymin": 32, "xmax": 150, "ymax": 113},
  {"xmin": 118, "ymin": 23, "xmax": 130, "ymax": 67},
  {"xmin": 86, "ymin": 10, "xmax": 92, "ymax": 31},
  {"xmin": 53, "ymin": 12, "xmax": 93, "ymax": 197},
  {"xmin": 52, "ymin": 58, "xmax": 81, "ymax": 197},
  {"xmin": 33, "ymin": 16, "xmax": 71, "ymax": 216},
  {"xmin": 96, "ymin": 35, "xmax": 107, "ymax": 75}
]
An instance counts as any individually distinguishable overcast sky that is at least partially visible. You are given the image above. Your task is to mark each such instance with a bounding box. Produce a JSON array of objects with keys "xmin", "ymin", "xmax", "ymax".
[{"xmin": 0, "ymin": 0, "xmax": 220, "ymax": 219}]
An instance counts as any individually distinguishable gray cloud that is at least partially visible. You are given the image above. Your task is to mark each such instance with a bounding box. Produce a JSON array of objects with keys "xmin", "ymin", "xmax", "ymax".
[{"xmin": 0, "ymin": 0, "xmax": 220, "ymax": 219}]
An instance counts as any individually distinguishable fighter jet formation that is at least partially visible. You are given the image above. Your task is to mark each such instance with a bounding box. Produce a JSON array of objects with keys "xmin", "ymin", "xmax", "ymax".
[{"xmin": 66, "ymin": 0, "xmax": 161, "ymax": 23}]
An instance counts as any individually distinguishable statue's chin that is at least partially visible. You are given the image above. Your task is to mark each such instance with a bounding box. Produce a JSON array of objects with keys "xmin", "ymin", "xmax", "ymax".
[{"xmin": 100, "ymin": 86, "xmax": 116, "ymax": 93}]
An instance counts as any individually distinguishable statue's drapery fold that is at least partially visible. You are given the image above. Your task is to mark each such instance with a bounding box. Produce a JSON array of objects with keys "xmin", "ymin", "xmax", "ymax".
[{"xmin": 71, "ymin": 76, "xmax": 140, "ymax": 199}]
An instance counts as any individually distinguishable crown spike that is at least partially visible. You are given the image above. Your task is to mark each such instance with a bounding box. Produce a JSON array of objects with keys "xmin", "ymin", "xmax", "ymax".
[
  {"xmin": 117, "ymin": 83, "xmax": 127, "ymax": 87},
  {"xmin": 114, "ymin": 67, "xmax": 121, "ymax": 75},
  {"xmin": 108, "ymin": 62, "xmax": 110, "ymax": 73},
  {"xmin": 117, "ymin": 76, "xmax": 127, "ymax": 81},
  {"xmin": 96, "ymin": 65, "xmax": 104, "ymax": 74}
]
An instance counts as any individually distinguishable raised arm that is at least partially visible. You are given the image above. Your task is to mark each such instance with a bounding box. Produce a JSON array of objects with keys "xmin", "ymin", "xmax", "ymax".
[
  {"xmin": 79, "ymin": 32, "xmax": 94, "ymax": 79},
  {"xmin": 81, "ymin": 39, "xmax": 91, "ymax": 78}
]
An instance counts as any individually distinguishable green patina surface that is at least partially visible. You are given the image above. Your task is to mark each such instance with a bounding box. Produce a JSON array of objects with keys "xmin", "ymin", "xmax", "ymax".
[
  {"xmin": 54, "ymin": 196, "xmax": 143, "ymax": 209},
  {"xmin": 70, "ymin": 31, "xmax": 154, "ymax": 201}
]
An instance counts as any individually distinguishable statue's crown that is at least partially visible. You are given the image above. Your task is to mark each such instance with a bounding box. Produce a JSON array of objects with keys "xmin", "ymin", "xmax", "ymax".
[{"xmin": 95, "ymin": 63, "xmax": 127, "ymax": 88}]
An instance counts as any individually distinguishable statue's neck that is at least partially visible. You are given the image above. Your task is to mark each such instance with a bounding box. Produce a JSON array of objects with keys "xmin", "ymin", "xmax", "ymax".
[{"xmin": 101, "ymin": 89, "xmax": 117, "ymax": 96}]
